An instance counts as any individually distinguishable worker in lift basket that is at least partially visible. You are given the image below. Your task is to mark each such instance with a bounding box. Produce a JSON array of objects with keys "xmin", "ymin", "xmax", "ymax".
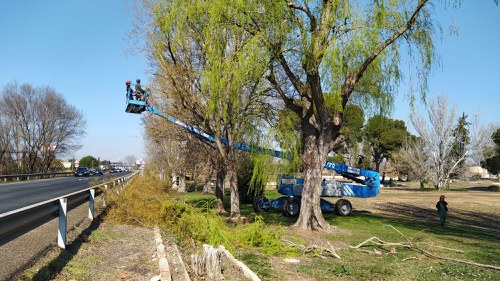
[
  {"xmin": 126, "ymin": 80, "xmax": 135, "ymax": 100},
  {"xmin": 135, "ymin": 79, "xmax": 146, "ymax": 101}
]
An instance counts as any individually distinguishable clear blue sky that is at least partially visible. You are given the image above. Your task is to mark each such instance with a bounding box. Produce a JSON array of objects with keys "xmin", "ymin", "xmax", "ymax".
[
  {"xmin": 0, "ymin": 1, "xmax": 148, "ymax": 162},
  {"xmin": 0, "ymin": 1, "xmax": 498, "ymax": 162},
  {"xmin": 393, "ymin": 1, "xmax": 500, "ymax": 130}
]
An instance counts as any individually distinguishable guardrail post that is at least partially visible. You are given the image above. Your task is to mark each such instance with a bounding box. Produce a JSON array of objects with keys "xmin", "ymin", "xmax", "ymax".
[
  {"xmin": 102, "ymin": 185, "xmax": 108, "ymax": 207},
  {"xmin": 58, "ymin": 198, "xmax": 67, "ymax": 249},
  {"xmin": 89, "ymin": 189, "xmax": 95, "ymax": 219}
]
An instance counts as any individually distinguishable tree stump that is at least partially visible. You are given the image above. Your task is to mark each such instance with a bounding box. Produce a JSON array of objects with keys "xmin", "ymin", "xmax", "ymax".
[{"xmin": 190, "ymin": 244, "xmax": 224, "ymax": 280}]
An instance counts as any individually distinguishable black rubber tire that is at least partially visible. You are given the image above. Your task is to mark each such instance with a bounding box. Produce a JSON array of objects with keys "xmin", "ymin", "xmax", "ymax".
[
  {"xmin": 335, "ymin": 199, "xmax": 352, "ymax": 216},
  {"xmin": 253, "ymin": 196, "xmax": 267, "ymax": 213},
  {"xmin": 282, "ymin": 200, "xmax": 300, "ymax": 217}
]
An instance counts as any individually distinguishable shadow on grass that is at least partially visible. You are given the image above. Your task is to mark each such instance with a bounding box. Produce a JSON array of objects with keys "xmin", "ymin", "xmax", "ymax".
[
  {"xmin": 349, "ymin": 206, "xmax": 500, "ymax": 259},
  {"xmin": 30, "ymin": 211, "xmax": 106, "ymax": 281},
  {"xmin": 328, "ymin": 211, "xmax": 500, "ymax": 264},
  {"xmin": 375, "ymin": 202, "xmax": 500, "ymax": 233}
]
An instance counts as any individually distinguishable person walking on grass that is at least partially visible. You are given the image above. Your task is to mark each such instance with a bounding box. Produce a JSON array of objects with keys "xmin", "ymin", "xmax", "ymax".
[{"xmin": 436, "ymin": 195, "xmax": 448, "ymax": 226}]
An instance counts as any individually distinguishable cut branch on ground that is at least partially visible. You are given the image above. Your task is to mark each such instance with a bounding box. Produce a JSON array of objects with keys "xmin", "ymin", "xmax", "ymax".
[{"xmin": 350, "ymin": 225, "xmax": 500, "ymax": 271}]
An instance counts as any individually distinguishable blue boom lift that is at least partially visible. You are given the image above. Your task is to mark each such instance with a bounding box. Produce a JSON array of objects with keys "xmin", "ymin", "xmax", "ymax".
[{"xmin": 124, "ymin": 81, "xmax": 380, "ymax": 216}]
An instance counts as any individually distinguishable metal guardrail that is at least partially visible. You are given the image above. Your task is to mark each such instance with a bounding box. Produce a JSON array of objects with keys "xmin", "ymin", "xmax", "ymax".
[
  {"xmin": 0, "ymin": 172, "xmax": 74, "ymax": 183},
  {"xmin": 0, "ymin": 171, "xmax": 139, "ymax": 249}
]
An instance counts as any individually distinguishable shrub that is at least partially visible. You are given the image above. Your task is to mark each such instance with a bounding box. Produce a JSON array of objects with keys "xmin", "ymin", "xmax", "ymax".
[
  {"xmin": 106, "ymin": 175, "xmax": 170, "ymax": 226},
  {"xmin": 237, "ymin": 155, "xmax": 265, "ymax": 204},
  {"xmin": 160, "ymin": 200, "xmax": 233, "ymax": 250},
  {"xmin": 106, "ymin": 174, "xmax": 299, "ymax": 257},
  {"xmin": 235, "ymin": 216, "xmax": 288, "ymax": 255}
]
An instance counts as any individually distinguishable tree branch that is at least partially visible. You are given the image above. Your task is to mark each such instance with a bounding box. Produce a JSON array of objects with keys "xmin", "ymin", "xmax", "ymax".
[
  {"xmin": 267, "ymin": 69, "xmax": 302, "ymax": 115},
  {"xmin": 287, "ymin": 2, "xmax": 317, "ymax": 31},
  {"xmin": 353, "ymin": 0, "xmax": 429, "ymax": 85},
  {"xmin": 341, "ymin": 0, "xmax": 429, "ymax": 108},
  {"xmin": 276, "ymin": 52, "xmax": 305, "ymax": 94}
]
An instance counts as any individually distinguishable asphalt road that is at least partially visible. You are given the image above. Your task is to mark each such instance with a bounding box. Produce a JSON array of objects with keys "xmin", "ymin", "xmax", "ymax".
[
  {"xmin": 0, "ymin": 172, "xmax": 133, "ymax": 279},
  {"xmin": 0, "ymin": 172, "xmax": 131, "ymax": 214}
]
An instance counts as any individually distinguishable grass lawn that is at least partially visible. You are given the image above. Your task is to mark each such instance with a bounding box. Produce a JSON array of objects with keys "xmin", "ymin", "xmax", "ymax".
[{"xmin": 177, "ymin": 181, "xmax": 500, "ymax": 280}]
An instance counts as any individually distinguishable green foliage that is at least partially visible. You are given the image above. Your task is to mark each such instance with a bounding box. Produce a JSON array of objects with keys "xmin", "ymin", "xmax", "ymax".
[
  {"xmin": 484, "ymin": 154, "xmax": 500, "ymax": 175},
  {"xmin": 483, "ymin": 127, "xmax": 500, "ymax": 175},
  {"xmin": 274, "ymin": 108, "xmax": 302, "ymax": 172},
  {"xmin": 364, "ymin": 115, "xmax": 409, "ymax": 171},
  {"xmin": 235, "ymin": 216, "xmax": 286, "ymax": 255},
  {"xmin": 341, "ymin": 104, "xmax": 365, "ymax": 142},
  {"xmin": 237, "ymin": 154, "xmax": 267, "ymax": 204},
  {"xmin": 451, "ymin": 113, "xmax": 471, "ymax": 176},
  {"xmin": 359, "ymin": 141, "xmax": 373, "ymax": 169},
  {"xmin": 79, "ymin": 155, "xmax": 99, "ymax": 169},
  {"xmin": 106, "ymin": 175, "xmax": 170, "ymax": 226},
  {"xmin": 328, "ymin": 154, "xmax": 345, "ymax": 164},
  {"xmin": 108, "ymin": 174, "xmax": 297, "ymax": 256},
  {"xmin": 332, "ymin": 104, "xmax": 365, "ymax": 165},
  {"xmin": 161, "ymin": 200, "xmax": 233, "ymax": 250},
  {"xmin": 452, "ymin": 113, "xmax": 471, "ymax": 155}
]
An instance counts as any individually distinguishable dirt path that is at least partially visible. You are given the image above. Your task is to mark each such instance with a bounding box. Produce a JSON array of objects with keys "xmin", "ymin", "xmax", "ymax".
[
  {"xmin": 55, "ymin": 224, "xmax": 158, "ymax": 281},
  {"xmin": 25, "ymin": 223, "xmax": 159, "ymax": 281}
]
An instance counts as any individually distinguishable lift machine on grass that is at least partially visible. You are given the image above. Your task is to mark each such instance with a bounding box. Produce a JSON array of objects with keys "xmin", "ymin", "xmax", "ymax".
[{"xmin": 124, "ymin": 81, "xmax": 380, "ymax": 217}]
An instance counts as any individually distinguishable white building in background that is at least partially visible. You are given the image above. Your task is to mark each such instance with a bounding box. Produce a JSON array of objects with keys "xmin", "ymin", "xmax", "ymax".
[
  {"xmin": 467, "ymin": 166, "xmax": 489, "ymax": 178},
  {"xmin": 61, "ymin": 161, "xmax": 72, "ymax": 169},
  {"xmin": 136, "ymin": 159, "xmax": 146, "ymax": 169}
]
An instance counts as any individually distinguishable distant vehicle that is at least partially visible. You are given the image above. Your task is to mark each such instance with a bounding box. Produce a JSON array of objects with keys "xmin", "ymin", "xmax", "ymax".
[
  {"xmin": 109, "ymin": 168, "xmax": 118, "ymax": 173},
  {"xmin": 90, "ymin": 168, "xmax": 104, "ymax": 176},
  {"xmin": 75, "ymin": 167, "xmax": 90, "ymax": 177}
]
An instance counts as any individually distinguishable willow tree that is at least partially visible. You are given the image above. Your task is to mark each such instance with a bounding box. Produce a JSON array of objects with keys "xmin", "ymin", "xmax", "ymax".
[
  {"xmin": 143, "ymin": 1, "xmax": 273, "ymax": 218},
  {"xmin": 213, "ymin": 0, "xmax": 437, "ymax": 230},
  {"xmin": 147, "ymin": 0, "xmax": 440, "ymax": 229}
]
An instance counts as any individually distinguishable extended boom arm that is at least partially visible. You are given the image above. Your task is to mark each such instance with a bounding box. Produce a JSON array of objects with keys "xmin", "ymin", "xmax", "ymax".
[{"xmin": 124, "ymin": 90, "xmax": 380, "ymax": 198}]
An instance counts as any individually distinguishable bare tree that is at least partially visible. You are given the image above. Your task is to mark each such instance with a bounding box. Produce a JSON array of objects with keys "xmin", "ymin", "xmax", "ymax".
[
  {"xmin": 138, "ymin": 6, "xmax": 274, "ymax": 218},
  {"xmin": 125, "ymin": 155, "xmax": 137, "ymax": 168},
  {"xmin": 391, "ymin": 137, "xmax": 430, "ymax": 187},
  {"xmin": 0, "ymin": 82, "xmax": 86, "ymax": 173},
  {"xmin": 411, "ymin": 95, "xmax": 494, "ymax": 190},
  {"xmin": 144, "ymin": 108, "xmax": 218, "ymax": 193}
]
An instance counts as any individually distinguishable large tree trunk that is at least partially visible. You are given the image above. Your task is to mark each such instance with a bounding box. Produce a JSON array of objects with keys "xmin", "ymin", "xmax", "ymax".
[
  {"xmin": 215, "ymin": 169, "xmax": 224, "ymax": 202},
  {"xmin": 227, "ymin": 164, "xmax": 240, "ymax": 218},
  {"xmin": 294, "ymin": 133, "xmax": 329, "ymax": 230},
  {"xmin": 203, "ymin": 164, "xmax": 214, "ymax": 194}
]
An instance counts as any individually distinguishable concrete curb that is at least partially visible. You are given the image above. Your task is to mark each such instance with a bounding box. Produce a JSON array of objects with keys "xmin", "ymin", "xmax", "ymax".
[{"xmin": 153, "ymin": 226, "xmax": 172, "ymax": 281}]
